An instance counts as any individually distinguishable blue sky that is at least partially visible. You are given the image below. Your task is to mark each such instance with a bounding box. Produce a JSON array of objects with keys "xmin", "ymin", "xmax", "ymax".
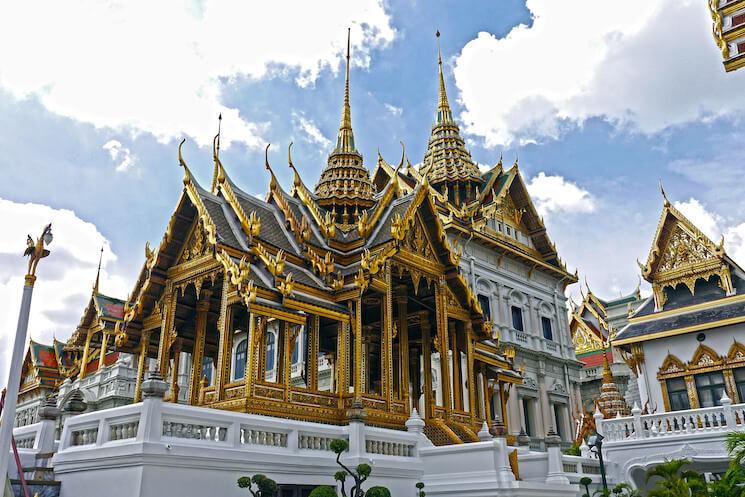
[{"xmin": 1, "ymin": 0, "xmax": 745, "ymax": 378}]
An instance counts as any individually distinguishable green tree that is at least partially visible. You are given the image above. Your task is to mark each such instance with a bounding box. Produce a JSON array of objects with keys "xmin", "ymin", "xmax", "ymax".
[
  {"xmin": 579, "ymin": 476, "xmax": 593, "ymax": 497},
  {"xmin": 237, "ymin": 474, "xmax": 279, "ymax": 497},
  {"xmin": 564, "ymin": 442, "xmax": 581, "ymax": 456},
  {"xmin": 308, "ymin": 486, "xmax": 338, "ymax": 497},
  {"xmin": 329, "ymin": 438, "xmax": 389, "ymax": 497},
  {"xmin": 610, "ymin": 482, "xmax": 640, "ymax": 497},
  {"xmin": 708, "ymin": 462, "xmax": 745, "ymax": 497},
  {"xmin": 725, "ymin": 432, "xmax": 745, "ymax": 467},
  {"xmin": 645, "ymin": 459, "xmax": 706, "ymax": 497}
]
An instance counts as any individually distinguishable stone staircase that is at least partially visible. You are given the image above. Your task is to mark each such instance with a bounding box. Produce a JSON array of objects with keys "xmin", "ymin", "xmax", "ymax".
[{"xmin": 9, "ymin": 453, "xmax": 61, "ymax": 497}]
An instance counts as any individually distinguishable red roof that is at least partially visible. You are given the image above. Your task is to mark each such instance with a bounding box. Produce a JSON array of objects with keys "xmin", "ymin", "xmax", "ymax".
[
  {"xmin": 578, "ymin": 350, "xmax": 611, "ymax": 368},
  {"xmin": 84, "ymin": 351, "xmax": 119, "ymax": 375}
]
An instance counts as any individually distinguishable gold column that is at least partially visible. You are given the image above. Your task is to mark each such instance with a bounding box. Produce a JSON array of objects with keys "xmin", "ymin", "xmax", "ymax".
[
  {"xmin": 450, "ymin": 322, "xmax": 461, "ymax": 411},
  {"xmin": 436, "ymin": 279, "xmax": 452, "ymax": 415},
  {"xmin": 723, "ymin": 369, "xmax": 738, "ymax": 402},
  {"xmin": 465, "ymin": 322, "xmax": 476, "ymax": 423},
  {"xmin": 97, "ymin": 331, "xmax": 109, "ymax": 371},
  {"xmin": 685, "ymin": 374, "xmax": 700, "ymax": 409},
  {"xmin": 353, "ymin": 297, "xmax": 363, "ymax": 398},
  {"xmin": 78, "ymin": 329, "xmax": 94, "ymax": 380},
  {"xmin": 245, "ymin": 313, "xmax": 260, "ymax": 398},
  {"xmin": 214, "ymin": 276, "xmax": 231, "ymax": 401},
  {"xmin": 337, "ymin": 320, "xmax": 350, "ymax": 400},
  {"xmin": 171, "ymin": 339, "xmax": 182, "ymax": 403},
  {"xmin": 421, "ymin": 313, "xmax": 433, "ymax": 418},
  {"xmin": 134, "ymin": 331, "xmax": 150, "ymax": 403},
  {"xmin": 188, "ymin": 292, "xmax": 211, "ymax": 405},
  {"xmin": 396, "ymin": 286, "xmax": 410, "ymax": 410},
  {"xmin": 383, "ymin": 265, "xmax": 394, "ymax": 409},
  {"xmin": 157, "ymin": 285, "xmax": 176, "ymax": 376},
  {"xmin": 308, "ymin": 316, "xmax": 319, "ymax": 391},
  {"xmin": 284, "ymin": 323, "xmax": 294, "ymax": 401}
]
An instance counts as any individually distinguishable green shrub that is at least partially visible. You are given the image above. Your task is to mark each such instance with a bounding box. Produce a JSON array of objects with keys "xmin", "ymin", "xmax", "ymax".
[
  {"xmin": 563, "ymin": 442, "xmax": 581, "ymax": 456},
  {"xmin": 236, "ymin": 474, "xmax": 278, "ymax": 497},
  {"xmin": 365, "ymin": 487, "xmax": 391, "ymax": 497},
  {"xmin": 308, "ymin": 486, "xmax": 337, "ymax": 497}
]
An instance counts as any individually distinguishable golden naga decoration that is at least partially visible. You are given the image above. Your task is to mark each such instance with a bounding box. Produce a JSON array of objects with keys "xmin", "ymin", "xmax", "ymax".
[
  {"xmin": 216, "ymin": 250, "xmax": 257, "ymax": 305},
  {"xmin": 288, "ymin": 142, "xmax": 336, "ymax": 239},
  {"xmin": 305, "ymin": 246, "xmax": 335, "ymax": 277},
  {"xmin": 278, "ymin": 273, "xmax": 294, "ymax": 297},
  {"xmin": 390, "ymin": 213, "xmax": 407, "ymax": 242},
  {"xmin": 354, "ymin": 268, "xmax": 369, "ymax": 292},
  {"xmin": 254, "ymin": 243, "xmax": 285, "ymax": 276},
  {"xmin": 357, "ymin": 210, "xmax": 369, "ymax": 237},
  {"xmin": 23, "ymin": 223, "xmax": 53, "ymax": 282},
  {"xmin": 330, "ymin": 272, "xmax": 345, "ymax": 291},
  {"xmin": 247, "ymin": 211, "xmax": 261, "ymax": 238},
  {"xmin": 144, "ymin": 241, "xmax": 157, "ymax": 270},
  {"xmin": 502, "ymin": 345, "xmax": 517, "ymax": 361}
]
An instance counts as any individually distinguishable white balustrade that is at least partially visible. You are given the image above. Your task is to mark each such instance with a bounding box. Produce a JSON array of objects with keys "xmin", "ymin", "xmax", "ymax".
[
  {"xmin": 14, "ymin": 434, "xmax": 37, "ymax": 449},
  {"xmin": 109, "ymin": 419, "xmax": 139, "ymax": 441},
  {"xmin": 600, "ymin": 400, "xmax": 745, "ymax": 443},
  {"xmin": 70, "ymin": 426, "xmax": 99, "ymax": 446},
  {"xmin": 298, "ymin": 433, "xmax": 339, "ymax": 451},
  {"xmin": 56, "ymin": 394, "xmax": 423, "ymax": 464},
  {"xmin": 240, "ymin": 427, "xmax": 286, "ymax": 447}
]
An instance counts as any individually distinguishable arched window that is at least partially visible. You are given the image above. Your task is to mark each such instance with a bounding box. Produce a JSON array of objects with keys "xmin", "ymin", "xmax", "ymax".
[
  {"xmin": 234, "ymin": 339, "xmax": 247, "ymax": 380},
  {"xmin": 265, "ymin": 333, "xmax": 276, "ymax": 372}
]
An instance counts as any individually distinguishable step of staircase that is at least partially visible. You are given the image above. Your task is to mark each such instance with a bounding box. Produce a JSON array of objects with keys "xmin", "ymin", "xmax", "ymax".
[{"xmin": 10, "ymin": 479, "xmax": 61, "ymax": 497}]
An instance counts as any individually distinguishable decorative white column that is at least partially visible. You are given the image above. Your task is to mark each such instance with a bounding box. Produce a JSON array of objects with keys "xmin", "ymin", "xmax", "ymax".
[
  {"xmin": 545, "ymin": 429, "xmax": 570, "ymax": 484},
  {"xmin": 0, "ymin": 278, "xmax": 37, "ymax": 478},
  {"xmin": 593, "ymin": 407, "xmax": 605, "ymax": 436},
  {"xmin": 722, "ymin": 393, "xmax": 736, "ymax": 429},
  {"xmin": 631, "ymin": 402, "xmax": 643, "ymax": 439}
]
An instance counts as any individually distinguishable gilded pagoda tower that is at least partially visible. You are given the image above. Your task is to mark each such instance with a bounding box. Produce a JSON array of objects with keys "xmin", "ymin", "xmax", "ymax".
[
  {"xmin": 314, "ymin": 29, "xmax": 375, "ymax": 225},
  {"xmin": 421, "ymin": 32, "xmax": 483, "ymax": 206}
]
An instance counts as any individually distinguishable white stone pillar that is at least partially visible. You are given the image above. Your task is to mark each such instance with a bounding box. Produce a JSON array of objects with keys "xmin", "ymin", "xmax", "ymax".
[
  {"xmin": 631, "ymin": 402, "xmax": 643, "ymax": 439},
  {"xmin": 136, "ymin": 370, "xmax": 167, "ymax": 443},
  {"xmin": 545, "ymin": 430, "xmax": 570, "ymax": 484},
  {"xmin": 722, "ymin": 393, "xmax": 736, "ymax": 429},
  {"xmin": 593, "ymin": 407, "xmax": 604, "ymax": 436}
]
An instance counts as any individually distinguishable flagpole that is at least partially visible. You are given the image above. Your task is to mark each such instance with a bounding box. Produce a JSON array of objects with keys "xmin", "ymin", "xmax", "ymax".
[{"xmin": 0, "ymin": 224, "xmax": 53, "ymax": 484}]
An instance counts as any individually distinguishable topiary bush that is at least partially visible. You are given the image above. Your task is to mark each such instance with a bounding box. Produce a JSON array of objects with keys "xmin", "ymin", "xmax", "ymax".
[
  {"xmin": 237, "ymin": 474, "xmax": 278, "ymax": 497},
  {"xmin": 308, "ymin": 486, "xmax": 337, "ymax": 497},
  {"xmin": 416, "ymin": 481, "xmax": 425, "ymax": 497},
  {"xmin": 329, "ymin": 438, "xmax": 370, "ymax": 497},
  {"xmin": 365, "ymin": 486, "xmax": 391, "ymax": 497}
]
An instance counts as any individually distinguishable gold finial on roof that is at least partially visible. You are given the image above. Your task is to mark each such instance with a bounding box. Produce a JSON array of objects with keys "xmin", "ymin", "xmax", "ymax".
[
  {"xmin": 436, "ymin": 30, "xmax": 452, "ymax": 124},
  {"xmin": 659, "ymin": 178, "xmax": 669, "ymax": 205},
  {"xmin": 94, "ymin": 246, "xmax": 103, "ymax": 294},
  {"xmin": 336, "ymin": 27, "xmax": 355, "ymax": 153}
]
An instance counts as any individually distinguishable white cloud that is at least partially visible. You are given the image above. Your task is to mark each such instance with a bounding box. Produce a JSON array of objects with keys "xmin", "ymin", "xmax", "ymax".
[
  {"xmin": 384, "ymin": 103, "xmax": 403, "ymax": 116},
  {"xmin": 675, "ymin": 197, "xmax": 745, "ymax": 266},
  {"xmin": 0, "ymin": 198, "xmax": 130, "ymax": 389},
  {"xmin": 293, "ymin": 112, "xmax": 332, "ymax": 148},
  {"xmin": 0, "ymin": 1, "xmax": 394, "ymax": 149},
  {"xmin": 454, "ymin": 0, "xmax": 745, "ymax": 147},
  {"xmin": 102, "ymin": 140, "xmax": 137, "ymax": 173},
  {"xmin": 526, "ymin": 172, "xmax": 595, "ymax": 217},
  {"xmin": 674, "ymin": 198, "xmax": 722, "ymax": 241}
]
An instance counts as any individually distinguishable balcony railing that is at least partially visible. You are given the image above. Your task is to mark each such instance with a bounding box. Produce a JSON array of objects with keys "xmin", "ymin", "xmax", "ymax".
[{"xmin": 599, "ymin": 396, "xmax": 745, "ymax": 443}]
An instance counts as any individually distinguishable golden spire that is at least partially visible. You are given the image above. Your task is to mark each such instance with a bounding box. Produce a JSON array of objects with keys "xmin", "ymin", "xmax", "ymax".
[
  {"xmin": 436, "ymin": 30, "xmax": 453, "ymax": 124},
  {"xmin": 335, "ymin": 27, "xmax": 356, "ymax": 153},
  {"xmin": 93, "ymin": 246, "xmax": 103, "ymax": 294},
  {"xmin": 601, "ymin": 345, "xmax": 614, "ymax": 385},
  {"xmin": 314, "ymin": 28, "xmax": 374, "ymax": 216}
]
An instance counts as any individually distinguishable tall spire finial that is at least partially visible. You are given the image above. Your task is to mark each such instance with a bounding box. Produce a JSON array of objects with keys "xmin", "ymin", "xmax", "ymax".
[
  {"xmin": 94, "ymin": 246, "xmax": 103, "ymax": 294},
  {"xmin": 436, "ymin": 30, "xmax": 453, "ymax": 124},
  {"xmin": 333, "ymin": 27, "xmax": 356, "ymax": 153},
  {"xmin": 216, "ymin": 113, "xmax": 222, "ymax": 158}
]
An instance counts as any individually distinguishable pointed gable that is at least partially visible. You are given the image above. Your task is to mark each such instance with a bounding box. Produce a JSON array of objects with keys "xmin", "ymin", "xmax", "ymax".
[{"xmin": 640, "ymin": 197, "xmax": 743, "ymax": 309}]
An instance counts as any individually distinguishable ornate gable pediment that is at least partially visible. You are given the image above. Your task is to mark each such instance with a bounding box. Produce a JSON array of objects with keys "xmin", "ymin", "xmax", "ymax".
[
  {"xmin": 400, "ymin": 215, "xmax": 437, "ymax": 262},
  {"xmin": 657, "ymin": 225, "xmax": 717, "ymax": 274},
  {"xmin": 641, "ymin": 201, "xmax": 734, "ymax": 309},
  {"xmin": 178, "ymin": 221, "xmax": 210, "ymax": 265},
  {"xmin": 658, "ymin": 353, "xmax": 686, "ymax": 376},
  {"xmin": 571, "ymin": 319, "xmax": 605, "ymax": 354}
]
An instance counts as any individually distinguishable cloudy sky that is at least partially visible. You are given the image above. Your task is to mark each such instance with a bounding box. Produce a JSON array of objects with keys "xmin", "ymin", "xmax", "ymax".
[{"xmin": 1, "ymin": 0, "xmax": 745, "ymax": 384}]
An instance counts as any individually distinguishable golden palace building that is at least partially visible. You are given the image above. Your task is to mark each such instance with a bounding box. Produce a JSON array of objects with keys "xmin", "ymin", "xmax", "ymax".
[{"xmin": 76, "ymin": 33, "xmax": 583, "ymax": 447}]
